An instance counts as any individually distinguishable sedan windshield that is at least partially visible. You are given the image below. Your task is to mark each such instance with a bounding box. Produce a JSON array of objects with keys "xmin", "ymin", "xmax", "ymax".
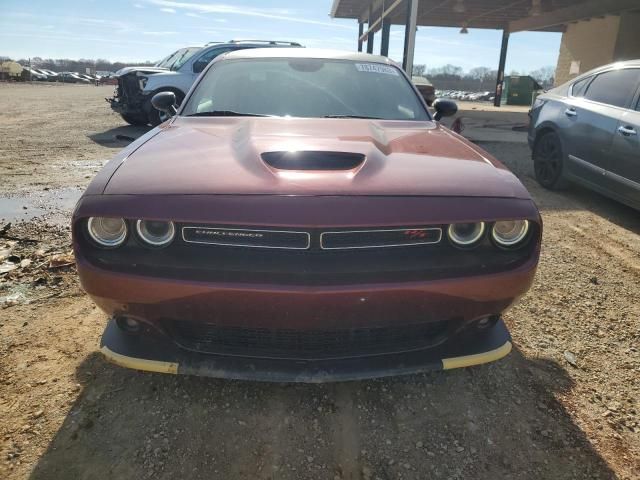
[
  {"xmin": 181, "ymin": 58, "xmax": 429, "ymax": 120},
  {"xmin": 155, "ymin": 47, "xmax": 201, "ymax": 71}
]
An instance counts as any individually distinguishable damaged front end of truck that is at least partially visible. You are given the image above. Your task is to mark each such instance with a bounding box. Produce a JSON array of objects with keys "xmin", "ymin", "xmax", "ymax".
[{"xmin": 106, "ymin": 67, "xmax": 168, "ymax": 126}]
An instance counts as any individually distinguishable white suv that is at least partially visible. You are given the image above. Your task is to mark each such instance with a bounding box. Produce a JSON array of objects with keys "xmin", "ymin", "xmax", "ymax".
[{"xmin": 107, "ymin": 40, "xmax": 302, "ymax": 126}]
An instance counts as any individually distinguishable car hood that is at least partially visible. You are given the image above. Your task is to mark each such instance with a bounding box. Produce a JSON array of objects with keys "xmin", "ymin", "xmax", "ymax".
[
  {"xmin": 115, "ymin": 66, "xmax": 169, "ymax": 77},
  {"xmin": 104, "ymin": 117, "xmax": 531, "ymax": 198}
]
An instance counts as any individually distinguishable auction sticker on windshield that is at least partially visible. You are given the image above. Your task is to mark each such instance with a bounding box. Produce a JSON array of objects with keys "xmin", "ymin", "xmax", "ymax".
[{"xmin": 355, "ymin": 63, "xmax": 398, "ymax": 75}]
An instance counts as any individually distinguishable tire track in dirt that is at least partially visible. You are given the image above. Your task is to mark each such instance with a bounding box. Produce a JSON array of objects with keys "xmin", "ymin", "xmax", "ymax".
[{"xmin": 330, "ymin": 383, "xmax": 362, "ymax": 480}]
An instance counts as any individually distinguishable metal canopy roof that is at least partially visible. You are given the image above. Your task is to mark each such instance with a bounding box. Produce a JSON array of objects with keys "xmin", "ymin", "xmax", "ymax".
[{"xmin": 330, "ymin": 0, "xmax": 640, "ymax": 33}]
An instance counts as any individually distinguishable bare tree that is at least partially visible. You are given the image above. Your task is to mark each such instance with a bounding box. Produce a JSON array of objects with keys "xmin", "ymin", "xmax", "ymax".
[
  {"xmin": 528, "ymin": 66, "xmax": 555, "ymax": 88},
  {"xmin": 412, "ymin": 64, "xmax": 426, "ymax": 76},
  {"xmin": 468, "ymin": 66, "xmax": 492, "ymax": 81}
]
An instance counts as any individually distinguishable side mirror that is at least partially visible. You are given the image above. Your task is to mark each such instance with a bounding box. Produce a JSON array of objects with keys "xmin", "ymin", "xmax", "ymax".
[
  {"xmin": 151, "ymin": 91, "xmax": 177, "ymax": 116},
  {"xmin": 433, "ymin": 99, "xmax": 457, "ymax": 121}
]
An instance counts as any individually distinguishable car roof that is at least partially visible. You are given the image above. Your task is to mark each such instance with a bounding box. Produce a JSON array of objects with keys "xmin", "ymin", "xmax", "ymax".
[
  {"xmin": 222, "ymin": 48, "xmax": 394, "ymax": 65},
  {"xmin": 571, "ymin": 58, "xmax": 640, "ymax": 82}
]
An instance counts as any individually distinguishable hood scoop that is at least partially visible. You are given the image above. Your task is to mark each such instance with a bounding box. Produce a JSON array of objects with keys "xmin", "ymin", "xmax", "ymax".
[{"xmin": 261, "ymin": 151, "xmax": 365, "ymax": 171}]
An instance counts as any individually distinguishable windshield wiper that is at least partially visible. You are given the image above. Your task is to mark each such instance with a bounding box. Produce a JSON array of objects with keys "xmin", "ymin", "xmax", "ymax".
[
  {"xmin": 323, "ymin": 114, "xmax": 382, "ymax": 119},
  {"xmin": 186, "ymin": 110, "xmax": 270, "ymax": 117}
]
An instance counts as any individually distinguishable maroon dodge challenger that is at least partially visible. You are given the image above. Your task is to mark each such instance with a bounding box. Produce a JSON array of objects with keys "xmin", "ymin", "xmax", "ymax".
[{"xmin": 73, "ymin": 49, "xmax": 541, "ymax": 382}]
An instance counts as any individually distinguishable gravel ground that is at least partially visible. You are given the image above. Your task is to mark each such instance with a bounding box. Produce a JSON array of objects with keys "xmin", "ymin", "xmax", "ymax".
[{"xmin": 0, "ymin": 84, "xmax": 638, "ymax": 480}]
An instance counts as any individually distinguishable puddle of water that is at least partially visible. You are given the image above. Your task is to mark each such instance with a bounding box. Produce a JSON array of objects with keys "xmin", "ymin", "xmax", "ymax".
[{"xmin": 0, "ymin": 187, "xmax": 82, "ymax": 225}]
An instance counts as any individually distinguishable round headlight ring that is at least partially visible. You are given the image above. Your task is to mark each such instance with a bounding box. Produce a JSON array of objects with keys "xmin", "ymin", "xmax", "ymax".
[
  {"xmin": 87, "ymin": 217, "xmax": 127, "ymax": 247},
  {"xmin": 492, "ymin": 220, "xmax": 530, "ymax": 247},
  {"xmin": 136, "ymin": 219, "xmax": 175, "ymax": 247},
  {"xmin": 447, "ymin": 222, "xmax": 486, "ymax": 247}
]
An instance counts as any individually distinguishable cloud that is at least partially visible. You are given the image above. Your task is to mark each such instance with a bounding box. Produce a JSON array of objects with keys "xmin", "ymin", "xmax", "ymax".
[
  {"xmin": 146, "ymin": 1, "xmax": 354, "ymax": 29},
  {"xmin": 160, "ymin": 7, "xmax": 176, "ymax": 13},
  {"xmin": 0, "ymin": 30, "xmax": 177, "ymax": 51},
  {"xmin": 143, "ymin": 31, "xmax": 178, "ymax": 35},
  {"xmin": 185, "ymin": 12, "xmax": 202, "ymax": 18},
  {"xmin": 133, "ymin": 3, "xmax": 145, "ymax": 8},
  {"xmin": 2, "ymin": 11, "xmax": 136, "ymax": 34}
]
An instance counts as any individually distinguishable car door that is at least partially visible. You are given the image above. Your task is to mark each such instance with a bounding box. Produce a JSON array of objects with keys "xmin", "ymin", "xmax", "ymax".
[
  {"xmin": 609, "ymin": 71, "xmax": 640, "ymax": 207},
  {"xmin": 560, "ymin": 70, "xmax": 638, "ymax": 187}
]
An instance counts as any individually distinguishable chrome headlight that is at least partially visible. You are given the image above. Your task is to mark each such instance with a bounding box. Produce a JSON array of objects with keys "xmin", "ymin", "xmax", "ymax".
[
  {"xmin": 87, "ymin": 217, "xmax": 127, "ymax": 247},
  {"xmin": 136, "ymin": 220, "xmax": 175, "ymax": 247},
  {"xmin": 492, "ymin": 220, "xmax": 529, "ymax": 247},
  {"xmin": 447, "ymin": 222, "xmax": 485, "ymax": 247}
]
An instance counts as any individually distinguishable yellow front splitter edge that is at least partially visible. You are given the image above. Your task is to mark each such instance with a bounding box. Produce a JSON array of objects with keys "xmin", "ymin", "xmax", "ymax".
[
  {"xmin": 100, "ymin": 341, "xmax": 512, "ymax": 377},
  {"xmin": 442, "ymin": 340, "xmax": 512, "ymax": 370},
  {"xmin": 100, "ymin": 345, "xmax": 179, "ymax": 375}
]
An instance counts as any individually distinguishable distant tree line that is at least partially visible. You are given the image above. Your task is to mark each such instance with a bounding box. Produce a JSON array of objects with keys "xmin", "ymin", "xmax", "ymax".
[
  {"xmin": 0, "ymin": 56, "xmax": 155, "ymax": 74},
  {"xmin": 0, "ymin": 55, "xmax": 555, "ymax": 89},
  {"xmin": 414, "ymin": 64, "xmax": 555, "ymax": 91}
]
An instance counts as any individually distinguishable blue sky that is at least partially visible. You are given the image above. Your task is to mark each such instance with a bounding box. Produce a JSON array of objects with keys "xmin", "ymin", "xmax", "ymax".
[{"xmin": 0, "ymin": 0, "xmax": 561, "ymax": 73}]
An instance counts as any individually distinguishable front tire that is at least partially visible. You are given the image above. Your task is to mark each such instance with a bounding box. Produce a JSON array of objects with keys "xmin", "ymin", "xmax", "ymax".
[
  {"xmin": 120, "ymin": 113, "xmax": 148, "ymax": 126},
  {"xmin": 146, "ymin": 91, "xmax": 183, "ymax": 127},
  {"xmin": 533, "ymin": 131, "xmax": 569, "ymax": 190}
]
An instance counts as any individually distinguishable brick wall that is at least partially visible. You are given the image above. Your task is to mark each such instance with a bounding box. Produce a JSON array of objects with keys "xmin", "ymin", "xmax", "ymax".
[
  {"xmin": 554, "ymin": 16, "xmax": 620, "ymax": 86},
  {"xmin": 554, "ymin": 12, "xmax": 640, "ymax": 86}
]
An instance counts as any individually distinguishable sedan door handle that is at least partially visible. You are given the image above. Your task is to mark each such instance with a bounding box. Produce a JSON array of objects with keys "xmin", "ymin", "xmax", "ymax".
[
  {"xmin": 617, "ymin": 125, "xmax": 637, "ymax": 136},
  {"xmin": 564, "ymin": 108, "xmax": 577, "ymax": 117}
]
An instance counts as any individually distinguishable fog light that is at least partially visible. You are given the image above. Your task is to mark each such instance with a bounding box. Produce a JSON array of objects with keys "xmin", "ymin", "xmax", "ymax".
[
  {"xmin": 115, "ymin": 316, "xmax": 141, "ymax": 333},
  {"xmin": 475, "ymin": 315, "xmax": 499, "ymax": 330}
]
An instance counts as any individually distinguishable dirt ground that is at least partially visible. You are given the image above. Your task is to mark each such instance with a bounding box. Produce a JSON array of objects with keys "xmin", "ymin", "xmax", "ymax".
[{"xmin": 0, "ymin": 83, "xmax": 639, "ymax": 480}]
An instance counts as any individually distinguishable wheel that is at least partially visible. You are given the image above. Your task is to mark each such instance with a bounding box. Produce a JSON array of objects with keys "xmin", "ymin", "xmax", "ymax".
[
  {"xmin": 120, "ymin": 113, "xmax": 149, "ymax": 126},
  {"xmin": 533, "ymin": 131, "xmax": 569, "ymax": 190},
  {"xmin": 146, "ymin": 91, "xmax": 183, "ymax": 127}
]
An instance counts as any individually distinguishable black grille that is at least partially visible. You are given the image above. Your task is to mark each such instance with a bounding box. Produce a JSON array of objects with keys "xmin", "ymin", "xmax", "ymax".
[
  {"xmin": 182, "ymin": 226, "xmax": 310, "ymax": 249},
  {"xmin": 166, "ymin": 320, "xmax": 453, "ymax": 360},
  {"xmin": 117, "ymin": 75, "xmax": 141, "ymax": 102}
]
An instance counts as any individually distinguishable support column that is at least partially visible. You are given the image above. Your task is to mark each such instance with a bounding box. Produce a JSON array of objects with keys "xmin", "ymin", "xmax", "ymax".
[
  {"xmin": 366, "ymin": 4, "xmax": 374, "ymax": 54},
  {"xmin": 380, "ymin": 18, "xmax": 391, "ymax": 56},
  {"xmin": 358, "ymin": 22, "xmax": 364, "ymax": 52},
  {"xmin": 494, "ymin": 29, "xmax": 510, "ymax": 107},
  {"xmin": 402, "ymin": 0, "xmax": 418, "ymax": 76},
  {"xmin": 367, "ymin": 30, "xmax": 375, "ymax": 53}
]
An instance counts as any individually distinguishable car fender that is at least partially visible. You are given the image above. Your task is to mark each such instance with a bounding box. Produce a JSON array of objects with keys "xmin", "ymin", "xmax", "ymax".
[{"xmin": 530, "ymin": 97, "xmax": 566, "ymax": 151}]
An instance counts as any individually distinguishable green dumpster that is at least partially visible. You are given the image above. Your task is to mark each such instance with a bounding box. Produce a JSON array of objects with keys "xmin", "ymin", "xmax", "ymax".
[{"xmin": 503, "ymin": 76, "xmax": 542, "ymax": 106}]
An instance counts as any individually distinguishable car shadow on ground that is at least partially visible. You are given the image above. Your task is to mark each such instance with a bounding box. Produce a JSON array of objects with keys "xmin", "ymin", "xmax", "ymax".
[
  {"xmin": 28, "ymin": 347, "xmax": 615, "ymax": 480},
  {"xmin": 88, "ymin": 125, "xmax": 151, "ymax": 148}
]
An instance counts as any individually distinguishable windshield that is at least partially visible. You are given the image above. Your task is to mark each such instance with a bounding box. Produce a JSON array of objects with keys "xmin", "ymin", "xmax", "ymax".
[
  {"xmin": 155, "ymin": 47, "xmax": 201, "ymax": 71},
  {"xmin": 181, "ymin": 58, "xmax": 429, "ymax": 120}
]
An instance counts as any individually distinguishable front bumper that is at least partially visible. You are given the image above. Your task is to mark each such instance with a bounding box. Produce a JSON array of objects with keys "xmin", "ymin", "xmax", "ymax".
[
  {"xmin": 106, "ymin": 85, "xmax": 149, "ymax": 116},
  {"xmin": 100, "ymin": 317, "xmax": 512, "ymax": 382},
  {"xmin": 107, "ymin": 95, "xmax": 148, "ymax": 115}
]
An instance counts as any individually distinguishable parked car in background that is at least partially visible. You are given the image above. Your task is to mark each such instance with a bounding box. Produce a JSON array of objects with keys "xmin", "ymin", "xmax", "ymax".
[
  {"xmin": 58, "ymin": 72, "xmax": 91, "ymax": 83},
  {"xmin": 34, "ymin": 68, "xmax": 58, "ymax": 81},
  {"xmin": 411, "ymin": 76, "xmax": 436, "ymax": 105},
  {"xmin": 107, "ymin": 39, "xmax": 303, "ymax": 126},
  {"xmin": 77, "ymin": 73, "xmax": 96, "ymax": 82},
  {"xmin": 529, "ymin": 60, "xmax": 640, "ymax": 210},
  {"xmin": 22, "ymin": 66, "xmax": 48, "ymax": 81},
  {"xmin": 77, "ymin": 49, "xmax": 541, "ymax": 382}
]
